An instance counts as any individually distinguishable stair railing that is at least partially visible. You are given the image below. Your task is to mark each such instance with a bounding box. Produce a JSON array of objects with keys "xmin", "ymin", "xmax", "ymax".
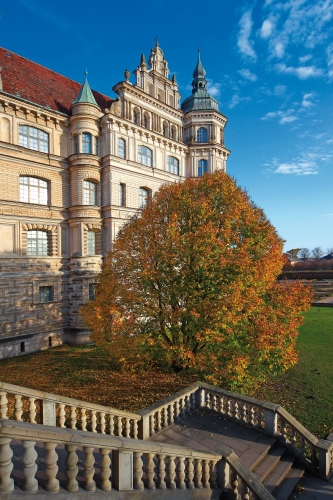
[
  {"xmin": 0, "ymin": 417, "xmax": 275, "ymax": 499},
  {"xmin": 0, "ymin": 381, "xmax": 140, "ymax": 439}
]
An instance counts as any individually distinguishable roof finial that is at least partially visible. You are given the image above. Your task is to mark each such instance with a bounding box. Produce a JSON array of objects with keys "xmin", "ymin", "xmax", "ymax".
[
  {"xmin": 198, "ymin": 37, "xmax": 200, "ymax": 53},
  {"xmin": 155, "ymin": 35, "xmax": 159, "ymax": 47},
  {"xmin": 85, "ymin": 68, "xmax": 88, "ymax": 78}
]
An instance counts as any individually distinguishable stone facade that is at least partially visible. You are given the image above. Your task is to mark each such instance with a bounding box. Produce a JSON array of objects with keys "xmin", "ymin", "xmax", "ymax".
[{"xmin": 0, "ymin": 43, "xmax": 230, "ymax": 359}]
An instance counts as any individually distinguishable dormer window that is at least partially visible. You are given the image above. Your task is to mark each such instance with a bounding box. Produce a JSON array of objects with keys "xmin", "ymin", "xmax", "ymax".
[
  {"xmin": 197, "ymin": 127, "xmax": 208, "ymax": 143},
  {"xmin": 19, "ymin": 125, "xmax": 49, "ymax": 153}
]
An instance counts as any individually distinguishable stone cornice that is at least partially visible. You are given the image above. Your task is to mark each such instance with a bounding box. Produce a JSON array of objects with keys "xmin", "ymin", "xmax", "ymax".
[{"xmin": 0, "ymin": 91, "xmax": 69, "ymax": 124}]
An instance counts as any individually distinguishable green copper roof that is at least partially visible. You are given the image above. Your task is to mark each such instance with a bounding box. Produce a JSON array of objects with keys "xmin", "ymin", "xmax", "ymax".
[
  {"xmin": 181, "ymin": 51, "xmax": 219, "ymax": 113},
  {"xmin": 74, "ymin": 73, "xmax": 98, "ymax": 106}
]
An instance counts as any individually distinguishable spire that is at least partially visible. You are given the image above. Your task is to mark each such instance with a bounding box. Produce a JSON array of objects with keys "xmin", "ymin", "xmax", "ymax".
[
  {"xmin": 192, "ymin": 50, "xmax": 206, "ymax": 80},
  {"xmin": 140, "ymin": 53, "xmax": 147, "ymax": 70},
  {"xmin": 74, "ymin": 72, "xmax": 98, "ymax": 106}
]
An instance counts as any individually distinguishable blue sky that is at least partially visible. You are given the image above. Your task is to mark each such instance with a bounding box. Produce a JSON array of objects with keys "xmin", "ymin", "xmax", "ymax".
[{"xmin": 1, "ymin": 0, "xmax": 333, "ymax": 252}]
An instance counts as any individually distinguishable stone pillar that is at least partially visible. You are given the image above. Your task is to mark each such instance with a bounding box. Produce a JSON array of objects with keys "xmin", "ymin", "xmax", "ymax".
[{"xmin": 112, "ymin": 450, "xmax": 133, "ymax": 491}]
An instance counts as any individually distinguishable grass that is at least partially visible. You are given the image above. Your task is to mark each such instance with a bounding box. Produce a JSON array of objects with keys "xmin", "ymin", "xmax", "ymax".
[
  {"xmin": 0, "ymin": 307, "xmax": 332, "ymax": 438},
  {"xmin": 252, "ymin": 307, "xmax": 333, "ymax": 438}
]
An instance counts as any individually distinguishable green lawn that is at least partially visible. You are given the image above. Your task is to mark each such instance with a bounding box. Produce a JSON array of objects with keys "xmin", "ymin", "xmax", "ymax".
[
  {"xmin": 0, "ymin": 307, "xmax": 332, "ymax": 438},
  {"xmin": 253, "ymin": 307, "xmax": 333, "ymax": 438}
]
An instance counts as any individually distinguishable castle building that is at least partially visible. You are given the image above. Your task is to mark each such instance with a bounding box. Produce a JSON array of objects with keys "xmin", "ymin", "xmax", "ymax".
[{"xmin": 0, "ymin": 42, "xmax": 230, "ymax": 359}]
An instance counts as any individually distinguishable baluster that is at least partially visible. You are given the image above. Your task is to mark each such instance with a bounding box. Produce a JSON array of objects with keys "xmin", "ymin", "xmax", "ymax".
[
  {"xmin": 299, "ymin": 437, "xmax": 306, "ymax": 457},
  {"xmin": 191, "ymin": 392, "xmax": 196, "ymax": 411},
  {"xmin": 99, "ymin": 448, "xmax": 111, "ymax": 491},
  {"xmin": 125, "ymin": 418, "xmax": 130, "ymax": 437},
  {"xmin": 169, "ymin": 404, "xmax": 174, "ymax": 425},
  {"xmin": 227, "ymin": 397, "xmax": 232, "ymax": 418},
  {"xmin": 202, "ymin": 459, "xmax": 210, "ymax": 488},
  {"xmin": 194, "ymin": 458, "xmax": 203, "ymax": 488},
  {"xmin": 22, "ymin": 440, "xmax": 38, "ymax": 493},
  {"xmin": 205, "ymin": 392, "xmax": 210, "ymax": 409},
  {"xmin": 163, "ymin": 406, "xmax": 168, "ymax": 426},
  {"xmin": 28, "ymin": 397, "xmax": 36, "ymax": 424},
  {"xmin": 91, "ymin": 411, "xmax": 97, "ymax": 433},
  {"xmin": 157, "ymin": 454, "xmax": 166, "ymax": 489},
  {"xmin": 133, "ymin": 452, "xmax": 144, "ymax": 490},
  {"xmin": 117, "ymin": 416, "xmax": 123, "ymax": 436},
  {"xmin": 70, "ymin": 406, "xmax": 77, "ymax": 429},
  {"xmin": 44, "ymin": 442, "xmax": 59, "ymax": 492},
  {"xmin": 83, "ymin": 446, "xmax": 96, "ymax": 491},
  {"xmin": 80, "ymin": 408, "xmax": 87, "ymax": 431},
  {"xmin": 280, "ymin": 418, "xmax": 287, "ymax": 441},
  {"xmin": 234, "ymin": 401, "xmax": 239, "ymax": 420},
  {"xmin": 290, "ymin": 427, "xmax": 296, "ymax": 447},
  {"xmin": 156, "ymin": 411, "xmax": 162, "ymax": 432},
  {"xmin": 58, "ymin": 404, "xmax": 66, "ymax": 428},
  {"xmin": 146, "ymin": 453, "xmax": 155, "ymax": 489},
  {"xmin": 232, "ymin": 473, "xmax": 239, "ymax": 499},
  {"xmin": 180, "ymin": 398, "xmax": 186, "ymax": 418},
  {"xmin": 14, "ymin": 394, "xmax": 23, "ymax": 421},
  {"xmin": 100, "ymin": 412, "xmax": 106, "ymax": 434},
  {"xmin": 177, "ymin": 457, "xmax": 186, "ymax": 489},
  {"xmin": 244, "ymin": 485, "xmax": 250, "ymax": 500},
  {"xmin": 241, "ymin": 402, "xmax": 247, "ymax": 423},
  {"xmin": 133, "ymin": 419, "xmax": 138, "ymax": 439},
  {"xmin": 186, "ymin": 395, "xmax": 191, "ymax": 415},
  {"xmin": 212, "ymin": 395, "xmax": 217, "ymax": 412},
  {"xmin": 250, "ymin": 405, "xmax": 255, "ymax": 426},
  {"xmin": 0, "ymin": 392, "xmax": 8, "ymax": 419},
  {"xmin": 310, "ymin": 445, "xmax": 316, "ymax": 465},
  {"xmin": 65, "ymin": 444, "xmax": 78, "ymax": 492},
  {"xmin": 186, "ymin": 457, "xmax": 194, "ymax": 489},
  {"xmin": 175, "ymin": 400, "xmax": 180, "ymax": 421},
  {"xmin": 210, "ymin": 460, "xmax": 217, "ymax": 488},
  {"xmin": 150, "ymin": 414, "xmax": 155, "ymax": 436},
  {"xmin": 257, "ymin": 406, "xmax": 262, "ymax": 427},
  {"xmin": 167, "ymin": 455, "xmax": 176, "ymax": 489},
  {"xmin": 0, "ymin": 437, "xmax": 14, "ymax": 492},
  {"xmin": 108, "ymin": 414, "xmax": 114, "ymax": 435}
]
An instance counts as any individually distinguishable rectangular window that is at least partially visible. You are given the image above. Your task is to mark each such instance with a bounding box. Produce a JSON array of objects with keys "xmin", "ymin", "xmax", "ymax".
[
  {"xmin": 39, "ymin": 286, "xmax": 53, "ymax": 303},
  {"xmin": 27, "ymin": 230, "xmax": 49, "ymax": 256},
  {"xmin": 89, "ymin": 283, "xmax": 96, "ymax": 301},
  {"xmin": 20, "ymin": 177, "xmax": 48, "ymax": 205},
  {"xmin": 82, "ymin": 133, "xmax": 92, "ymax": 154},
  {"xmin": 83, "ymin": 180, "xmax": 97, "ymax": 205},
  {"xmin": 119, "ymin": 183, "xmax": 126, "ymax": 206},
  {"xmin": 20, "ymin": 342, "xmax": 25, "ymax": 353},
  {"xmin": 87, "ymin": 231, "xmax": 96, "ymax": 255}
]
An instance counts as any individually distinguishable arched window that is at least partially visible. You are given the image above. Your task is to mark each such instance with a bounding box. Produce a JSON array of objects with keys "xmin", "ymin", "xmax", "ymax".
[
  {"xmin": 143, "ymin": 114, "xmax": 148, "ymax": 128},
  {"xmin": 27, "ymin": 230, "xmax": 49, "ymax": 256},
  {"xmin": 20, "ymin": 176, "xmax": 48, "ymax": 205},
  {"xmin": 119, "ymin": 183, "xmax": 126, "ymax": 206},
  {"xmin": 198, "ymin": 159, "xmax": 208, "ymax": 177},
  {"xmin": 133, "ymin": 110, "xmax": 138, "ymax": 125},
  {"xmin": 167, "ymin": 156, "xmax": 179, "ymax": 175},
  {"xmin": 162, "ymin": 122, "xmax": 168, "ymax": 137},
  {"xmin": 19, "ymin": 125, "xmax": 49, "ymax": 153},
  {"xmin": 83, "ymin": 180, "xmax": 97, "ymax": 205},
  {"xmin": 138, "ymin": 145, "xmax": 153, "ymax": 167},
  {"xmin": 197, "ymin": 127, "xmax": 208, "ymax": 143},
  {"xmin": 139, "ymin": 187, "xmax": 150, "ymax": 208},
  {"xmin": 118, "ymin": 138, "xmax": 126, "ymax": 159},
  {"xmin": 82, "ymin": 133, "xmax": 92, "ymax": 153}
]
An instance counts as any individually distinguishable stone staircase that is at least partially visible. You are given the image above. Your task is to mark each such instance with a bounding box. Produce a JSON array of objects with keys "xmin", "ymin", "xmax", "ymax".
[{"xmin": 1, "ymin": 380, "xmax": 333, "ymax": 499}]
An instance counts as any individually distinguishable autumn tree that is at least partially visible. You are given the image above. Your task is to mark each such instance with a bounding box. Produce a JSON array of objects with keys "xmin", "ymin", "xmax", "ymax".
[{"xmin": 82, "ymin": 172, "xmax": 312, "ymax": 390}]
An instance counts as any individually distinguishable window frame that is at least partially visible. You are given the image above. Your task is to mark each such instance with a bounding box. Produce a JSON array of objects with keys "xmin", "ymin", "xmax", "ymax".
[
  {"xmin": 20, "ymin": 176, "xmax": 48, "ymax": 205},
  {"xmin": 139, "ymin": 187, "xmax": 151, "ymax": 209},
  {"xmin": 39, "ymin": 286, "xmax": 53, "ymax": 303},
  {"xmin": 18, "ymin": 125, "xmax": 49, "ymax": 153},
  {"xmin": 119, "ymin": 183, "xmax": 126, "ymax": 207},
  {"xmin": 86, "ymin": 231, "xmax": 96, "ymax": 255},
  {"xmin": 83, "ymin": 180, "xmax": 97, "ymax": 205},
  {"xmin": 82, "ymin": 133, "xmax": 92, "ymax": 154},
  {"xmin": 27, "ymin": 230, "xmax": 49, "ymax": 256},
  {"xmin": 118, "ymin": 138, "xmax": 126, "ymax": 159},
  {"xmin": 167, "ymin": 156, "xmax": 179, "ymax": 175},
  {"xmin": 197, "ymin": 127, "xmax": 208, "ymax": 143},
  {"xmin": 198, "ymin": 159, "xmax": 208, "ymax": 177},
  {"xmin": 138, "ymin": 145, "xmax": 153, "ymax": 167}
]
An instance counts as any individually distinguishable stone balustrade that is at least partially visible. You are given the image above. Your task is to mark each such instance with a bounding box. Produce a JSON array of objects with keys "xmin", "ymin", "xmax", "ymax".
[
  {"xmin": 0, "ymin": 381, "xmax": 140, "ymax": 439},
  {"xmin": 0, "ymin": 418, "xmax": 274, "ymax": 499}
]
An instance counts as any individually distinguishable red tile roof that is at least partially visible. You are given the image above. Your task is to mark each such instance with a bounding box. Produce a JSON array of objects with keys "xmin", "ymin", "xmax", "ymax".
[{"xmin": 0, "ymin": 47, "xmax": 114, "ymax": 115}]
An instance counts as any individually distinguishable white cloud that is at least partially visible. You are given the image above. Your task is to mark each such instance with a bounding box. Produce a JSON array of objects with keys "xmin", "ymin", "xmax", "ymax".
[
  {"xmin": 274, "ymin": 161, "xmax": 318, "ymax": 175},
  {"xmin": 206, "ymin": 80, "xmax": 222, "ymax": 97},
  {"xmin": 274, "ymin": 84, "xmax": 287, "ymax": 96},
  {"xmin": 261, "ymin": 109, "xmax": 298, "ymax": 124},
  {"xmin": 274, "ymin": 41, "xmax": 285, "ymax": 58},
  {"xmin": 238, "ymin": 68, "xmax": 258, "ymax": 81},
  {"xmin": 228, "ymin": 94, "xmax": 251, "ymax": 109},
  {"xmin": 299, "ymin": 54, "xmax": 313, "ymax": 63},
  {"xmin": 301, "ymin": 92, "xmax": 316, "ymax": 108},
  {"xmin": 260, "ymin": 17, "xmax": 276, "ymax": 39},
  {"xmin": 237, "ymin": 10, "xmax": 257, "ymax": 60},
  {"xmin": 275, "ymin": 63, "xmax": 323, "ymax": 79}
]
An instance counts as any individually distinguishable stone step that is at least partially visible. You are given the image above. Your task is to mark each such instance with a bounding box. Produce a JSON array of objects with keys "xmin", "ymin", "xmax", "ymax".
[
  {"xmin": 263, "ymin": 452, "xmax": 296, "ymax": 493},
  {"xmin": 241, "ymin": 439, "xmax": 275, "ymax": 472},
  {"xmin": 252, "ymin": 445, "xmax": 287, "ymax": 483},
  {"xmin": 273, "ymin": 462, "xmax": 305, "ymax": 500}
]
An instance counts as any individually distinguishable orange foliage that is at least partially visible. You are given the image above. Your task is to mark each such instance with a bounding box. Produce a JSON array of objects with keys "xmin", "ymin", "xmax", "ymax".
[{"xmin": 82, "ymin": 172, "xmax": 312, "ymax": 390}]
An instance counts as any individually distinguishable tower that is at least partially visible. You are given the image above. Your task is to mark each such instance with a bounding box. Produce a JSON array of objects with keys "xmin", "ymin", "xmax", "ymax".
[{"xmin": 181, "ymin": 51, "xmax": 230, "ymax": 177}]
